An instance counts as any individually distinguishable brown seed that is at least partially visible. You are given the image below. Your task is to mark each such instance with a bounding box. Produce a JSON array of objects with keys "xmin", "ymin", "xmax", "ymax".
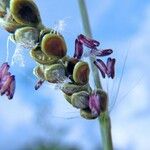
[
  {"xmin": 41, "ymin": 33, "xmax": 67, "ymax": 58},
  {"xmin": 73, "ymin": 61, "xmax": 90, "ymax": 85},
  {"xmin": 10, "ymin": 0, "xmax": 41, "ymax": 26}
]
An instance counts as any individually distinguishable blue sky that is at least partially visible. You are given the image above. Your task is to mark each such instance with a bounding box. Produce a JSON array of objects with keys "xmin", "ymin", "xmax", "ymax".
[{"xmin": 0, "ymin": 0, "xmax": 150, "ymax": 150}]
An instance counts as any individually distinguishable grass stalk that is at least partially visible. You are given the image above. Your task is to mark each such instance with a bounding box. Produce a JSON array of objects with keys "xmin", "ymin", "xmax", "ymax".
[{"xmin": 77, "ymin": 0, "xmax": 113, "ymax": 149}]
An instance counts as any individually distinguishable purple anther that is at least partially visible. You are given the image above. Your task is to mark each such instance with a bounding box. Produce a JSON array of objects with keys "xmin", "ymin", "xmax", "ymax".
[
  {"xmin": 35, "ymin": 79, "xmax": 45, "ymax": 90},
  {"xmin": 89, "ymin": 92, "xmax": 101, "ymax": 117},
  {"xmin": 0, "ymin": 62, "xmax": 10, "ymax": 79},
  {"xmin": 8, "ymin": 76, "xmax": 15, "ymax": 99},
  {"xmin": 74, "ymin": 39, "xmax": 83, "ymax": 59},
  {"xmin": 106, "ymin": 58, "xmax": 116, "ymax": 79},
  {"xmin": 94, "ymin": 58, "xmax": 116, "ymax": 79},
  {"xmin": 78, "ymin": 34, "xmax": 100, "ymax": 48},
  {"xmin": 0, "ymin": 75, "xmax": 12, "ymax": 95},
  {"xmin": 94, "ymin": 59, "xmax": 107, "ymax": 78},
  {"xmin": 0, "ymin": 63, "xmax": 16, "ymax": 100},
  {"xmin": 92, "ymin": 49, "xmax": 113, "ymax": 57}
]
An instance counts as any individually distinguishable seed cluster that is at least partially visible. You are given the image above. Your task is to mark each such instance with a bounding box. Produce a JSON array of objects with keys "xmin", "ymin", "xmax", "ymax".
[{"xmin": 0, "ymin": 0, "xmax": 115, "ymax": 119}]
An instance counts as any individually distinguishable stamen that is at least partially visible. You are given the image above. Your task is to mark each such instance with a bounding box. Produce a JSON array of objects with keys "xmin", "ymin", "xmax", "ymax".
[
  {"xmin": 74, "ymin": 39, "xmax": 83, "ymax": 59},
  {"xmin": 78, "ymin": 34, "xmax": 100, "ymax": 48},
  {"xmin": 106, "ymin": 58, "xmax": 116, "ymax": 79},
  {"xmin": 94, "ymin": 59, "xmax": 107, "ymax": 78},
  {"xmin": 91, "ymin": 49, "xmax": 113, "ymax": 57},
  {"xmin": 35, "ymin": 79, "xmax": 45, "ymax": 90},
  {"xmin": 94, "ymin": 58, "xmax": 116, "ymax": 79}
]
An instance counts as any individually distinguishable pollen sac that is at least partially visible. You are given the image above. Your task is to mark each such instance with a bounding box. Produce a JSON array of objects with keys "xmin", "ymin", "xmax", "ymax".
[
  {"xmin": 13, "ymin": 27, "xmax": 39, "ymax": 46},
  {"xmin": 80, "ymin": 108, "xmax": 97, "ymax": 120},
  {"xmin": 61, "ymin": 83, "xmax": 90, "ymax": 96},
  {"xmin": 44, "ymin": 63, "xmax": 66, "ymax": 83},
  {"xmin": 71, "ymin": 91, "xmax": 89, "ymax": 109},
  {"xmin": 10, "ymin": 0, "xmax": 42, "ymax": 26},
  {"xmin": 73, "ymin": 61, "xmax": 90, "ymax": 85},
  {"xmin": 41, "ymin": 33, "xmax": 67, "ymax": 58},
  {"xmin": 30, "ymin": 46, "xmax": 59, "ymax": 65}
]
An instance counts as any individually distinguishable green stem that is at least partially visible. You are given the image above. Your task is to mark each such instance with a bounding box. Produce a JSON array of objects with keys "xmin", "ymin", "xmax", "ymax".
[
  {"xmin": 78, "ymin": 0, "xmax": 113, "ymax": 149},
  {"xmin": 99, "ymin": 112, "xmax": 113, "ymax": 150},
  {"xmin": 78, "ymin": 0, "xmax": 102, "ymax": 89}
]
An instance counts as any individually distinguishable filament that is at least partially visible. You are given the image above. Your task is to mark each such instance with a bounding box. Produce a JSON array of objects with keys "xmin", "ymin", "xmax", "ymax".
[
  {"xmin": 109, "ymin": 48, "xmax": 129, "ymax": 112},
  {"xmin": 5, "ymin": 34, "xmax": 11, "ymax": 62}
]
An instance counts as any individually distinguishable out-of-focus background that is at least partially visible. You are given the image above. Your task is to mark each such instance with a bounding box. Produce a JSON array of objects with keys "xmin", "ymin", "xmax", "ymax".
[{"xmin": 0, "ymin": 0, "xmax": 150, "ymax": 150}]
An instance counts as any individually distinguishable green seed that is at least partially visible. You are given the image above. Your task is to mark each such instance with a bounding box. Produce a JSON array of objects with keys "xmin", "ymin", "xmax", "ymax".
[
  {"xmin": 44, "ymin": 63, "xmax": 66, "ymax": 83},
  {"xmin": 10, "ymin": 0, "xmax": 41, "ymax": 26},
  {"xmin": 80, "ymin": 108, "xmax": 97, "ymax": 119},
  {"xmin": 14, "ymin": 26, "xmax": 39, "ymax": 45},
  {"xmin": 73, "ymin": 61, "xmax": 90, "ymax": 85},
  {"xmin": 71, "ymin": 91, "xmax": 89, "ymax": 109},
  {"xmin": 30, "ymin": 46, "xmax": 59, "ymax": 65},
  {"xmin": 41, "ymin": 33, "xmax": 67, "ymax": 58},
  {"xmin": 61, "ymin": 83, "xmax": 90, "ymax": 95}
]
